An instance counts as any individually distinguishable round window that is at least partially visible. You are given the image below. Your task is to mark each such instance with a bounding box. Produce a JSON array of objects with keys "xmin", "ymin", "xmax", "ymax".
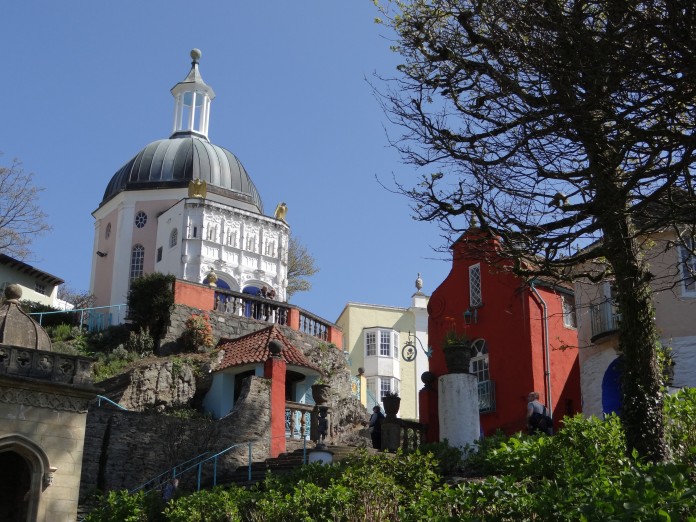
[{"xmin": 135, "ymin": 211, "xmax": 148, "ymax": 229}]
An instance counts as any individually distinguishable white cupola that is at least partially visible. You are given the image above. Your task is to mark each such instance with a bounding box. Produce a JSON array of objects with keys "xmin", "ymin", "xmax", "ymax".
[{"xmin": 170, "ymin": 48, "xmax": 216, "ymax": 140}]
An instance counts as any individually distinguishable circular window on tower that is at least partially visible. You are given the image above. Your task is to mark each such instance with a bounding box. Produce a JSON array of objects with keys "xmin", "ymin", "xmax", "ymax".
[
  {"xmin": 134, "ymin": 211, "xmax": 148, "ymax": 229},
  {"xmin": 105, "ymin": 222, "xmax": 112, "ymax": 239}
]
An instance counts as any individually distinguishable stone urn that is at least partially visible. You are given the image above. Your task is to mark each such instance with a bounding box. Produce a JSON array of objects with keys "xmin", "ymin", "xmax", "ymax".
[
  {"xmin": 382, "ymin": 394, "xmax": 401, "ymax": 418},
  {"xmin": 443, "ymin": 342, "xmax": 473, "ymax": 374},
  {"xmin": 311, "ymin": 383, "xmax": 331, "ymax": 405}
]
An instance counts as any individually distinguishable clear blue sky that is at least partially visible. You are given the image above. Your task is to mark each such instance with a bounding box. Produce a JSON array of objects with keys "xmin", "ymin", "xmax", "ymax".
[{"xmin": 2, "ymin": 1, "xmax": 452, "ymax": 322}]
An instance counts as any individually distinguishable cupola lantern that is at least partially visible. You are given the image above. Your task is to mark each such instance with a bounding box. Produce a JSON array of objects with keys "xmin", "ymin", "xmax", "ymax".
[{"xmin": 170, "ymin": 48, "xmax": 216, "ymax": 140}]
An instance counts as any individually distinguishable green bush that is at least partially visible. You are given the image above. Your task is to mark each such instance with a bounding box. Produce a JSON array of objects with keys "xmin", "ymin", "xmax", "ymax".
[
  {"xmin": 84, "ymin": 490, "xmax": 150, "ymax": 522},
  {"xmin": 417, "ymin": 440, "xmax": 464, "ymax": 475},
  {"xmin": 127, "ymin": 273, "xmax": 175, "ymax": 344},
  {"xmin": 82, "ymin": 402, "xmax": 696, "ymax": 522},
  {"xmin": 125, "ymin": 328, "xmax": 155, "ymax": 356},
  {"xmin": 664, "ymin": 387, "xmax": 696, "ymax": 468}
]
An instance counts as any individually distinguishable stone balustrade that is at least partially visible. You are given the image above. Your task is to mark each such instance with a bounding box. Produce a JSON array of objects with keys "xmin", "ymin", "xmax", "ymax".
[{"xmin": 0, "ymin": 344, "xmax": 93, "ymax": 385}]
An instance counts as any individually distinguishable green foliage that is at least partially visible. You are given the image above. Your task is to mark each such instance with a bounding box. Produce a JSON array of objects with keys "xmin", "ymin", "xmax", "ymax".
[
  {"xmin": 164, "ymin": 486, "xmax": 250, "ymax": 522},
  {"xmin": 86, "ymin": 324, "xmax": 132, "ymax": 354},
  {"xmin": 416, "ymin": 440, "xmax": 464, "ymax": 476},
  {"xmin": 664, "ymin": 387, "xmax": 696, "ymax": 468},
  {"xmin": 125, "ymin": 328, "xmax": 155, "ymax": 356},
  {"xmin": 127, "ymin": 273, "xmax": 175, "ymax": 344},
  {"xmin": 84, "ymin": 490, "xmax": 150, "ymax": 522},
  {"xmin": 92, "ymin": 347, "xmax": 142, "ymax": 382},
  {"xmin": 82, "ymin": 405, "xmax": 696, "ymax": 521},
  {"xmin": 48, "ymin": 323, "xmax": 73, "ymax": 342}
]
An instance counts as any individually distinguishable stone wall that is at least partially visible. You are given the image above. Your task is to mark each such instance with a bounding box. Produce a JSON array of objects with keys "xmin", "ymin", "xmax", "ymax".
[
  {"xmin": 80, "ymin": 375, "xmax": 271, "ymax": 498},
  {"xmin": 0, "ymin": 379, "xmax": 94, "ymax": 522}
]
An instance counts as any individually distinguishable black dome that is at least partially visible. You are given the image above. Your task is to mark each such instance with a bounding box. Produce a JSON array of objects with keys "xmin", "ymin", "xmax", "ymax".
[{"xmin": 102, "ymin": 135, "xmax": 263, "ymax": 213}]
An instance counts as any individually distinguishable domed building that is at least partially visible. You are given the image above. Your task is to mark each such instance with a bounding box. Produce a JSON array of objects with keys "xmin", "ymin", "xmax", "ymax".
[{"xmin": 90, "ymin": 50, "xmax": 290, "ymax": 312}]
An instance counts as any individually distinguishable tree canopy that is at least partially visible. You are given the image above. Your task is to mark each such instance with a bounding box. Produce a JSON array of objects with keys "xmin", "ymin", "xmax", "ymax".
[
  {"xmin": 377, "ymin": 0, "xmax": 696, "ymax": 461},
  {"xmin": 0, "ymin": 158, "xmax": 51, "ymax": 260}
]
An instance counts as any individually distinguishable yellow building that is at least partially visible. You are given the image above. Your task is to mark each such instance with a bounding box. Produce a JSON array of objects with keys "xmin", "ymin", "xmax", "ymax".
[{"xmin": 336, "ymin": 275, "xmax": 429, "ymax": 420}]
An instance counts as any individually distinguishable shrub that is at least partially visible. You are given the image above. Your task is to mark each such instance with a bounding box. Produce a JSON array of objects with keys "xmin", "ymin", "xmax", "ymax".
[
  {"xmin": 84, "ymin": 490, "xmax": 149, "ymax": 522},
  {"xmin": 125, "ymin": 328, "xmax": 155, "ymax": 356},
  {"xmin": 127, "ymin": 273, "xmax": 175, "ymax": 344},
  {"xmin": 182, "ymin": 313, "xmax": 215, "ymax": 351},
  {"xmin": 664, "ymin": 387, "xmax": 696, "ymax": 468}
]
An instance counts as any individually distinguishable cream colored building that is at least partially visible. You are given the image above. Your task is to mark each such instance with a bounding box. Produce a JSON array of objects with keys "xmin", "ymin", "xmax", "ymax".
[
  {"xmin": 0, "ymin": 254, "xmax": 64, "ymax": 309},
  {"xmin": 0, "ymin": 284, "xmax": 97, "ymax": 521},
  {"xmin": 575, "ymin": 228, "xmax": 696, "ymax": 418},
  {"xmin": 336, "ymin": 276, "xmax": 429, "ymax": 420}
]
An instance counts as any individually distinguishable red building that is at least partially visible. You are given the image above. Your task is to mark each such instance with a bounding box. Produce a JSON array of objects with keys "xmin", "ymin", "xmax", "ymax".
[{"xmin": 421, "ymin": 227, "xmax": 581, "ymax": 440}]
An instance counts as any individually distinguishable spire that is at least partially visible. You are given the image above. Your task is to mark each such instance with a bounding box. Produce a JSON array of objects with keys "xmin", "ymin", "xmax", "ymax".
[{"xmin": 170, "ymin": 49, "xmax": 216, "ymax": 140}]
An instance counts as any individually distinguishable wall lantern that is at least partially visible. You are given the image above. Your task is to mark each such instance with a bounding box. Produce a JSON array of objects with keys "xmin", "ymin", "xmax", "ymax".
[{"xmin": 464, "ymin": 307, "xmax": 478, "ymax": 325}]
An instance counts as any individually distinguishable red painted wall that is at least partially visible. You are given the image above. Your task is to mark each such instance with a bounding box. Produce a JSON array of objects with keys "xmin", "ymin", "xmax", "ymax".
[
  {"xmin": 423, "ymin": 230, "xmax": 580, "ymax": 439},
  {"xmin": 264, "ymin": 356, "xmax": 287, "ymax": 458},
  {"xmin": 173, "ymin": 280, "xmax": 215, "ymax": 310}
]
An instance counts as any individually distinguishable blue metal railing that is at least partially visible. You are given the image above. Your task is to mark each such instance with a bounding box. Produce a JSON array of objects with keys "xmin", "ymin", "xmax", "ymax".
[
  {"xmin": 96, "ymin": 395, "xmax": 128, "ymax": 411},
  {"xmin": 366, "ymin": 388, "xmax": 381, "ymax": 411},
  {"xmin": 29, "ymin": 304, "xmax": 127, "ymax": 332},
  {"xmin": 129, "ymin": 451, "xmax": 214, "ymax": 494}
]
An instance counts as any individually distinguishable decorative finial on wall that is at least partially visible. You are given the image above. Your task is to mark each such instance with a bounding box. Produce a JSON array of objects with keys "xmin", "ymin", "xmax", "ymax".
[{"xmin": 415, "ymin": 273, "xmax": 423, "ymax": 291}]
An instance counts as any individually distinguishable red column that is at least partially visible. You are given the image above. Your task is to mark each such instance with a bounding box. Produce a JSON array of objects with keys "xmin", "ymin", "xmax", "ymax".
[
  {"xmin": 264, "ymin": 356, "xmax": 287, "ymax": 458},
  {"xmin": 419, "ymin": 386, "xmax": 439, "ymax": 443},
  {"xmin": 286, "ymin": 308, "xmax": 300, "ymax": 331}
]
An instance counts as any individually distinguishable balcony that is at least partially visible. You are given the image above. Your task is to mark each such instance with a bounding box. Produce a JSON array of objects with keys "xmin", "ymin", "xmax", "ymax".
[
  {"xmin": 590, "ymin": 301, "xmax": 620, "ymax": 342},
  {"xmin": 478, "ymin": 379, "xmax": 496, "ymax": 413}
]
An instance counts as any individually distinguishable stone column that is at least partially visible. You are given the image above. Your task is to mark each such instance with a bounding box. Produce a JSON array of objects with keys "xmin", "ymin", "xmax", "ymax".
[{"xmin": 438, "ymin": 373, "xmax": 480, "ymax": 449}]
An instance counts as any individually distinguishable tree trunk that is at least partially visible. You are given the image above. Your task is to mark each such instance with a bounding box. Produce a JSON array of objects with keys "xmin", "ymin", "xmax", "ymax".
[{"xmin": 601, "ymin": 212, "xmax": 667, "ymax": 462}]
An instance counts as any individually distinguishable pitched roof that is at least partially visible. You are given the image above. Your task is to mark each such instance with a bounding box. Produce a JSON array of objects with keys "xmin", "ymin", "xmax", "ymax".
[{"xmin": 215, "ymin": 324, "xmax": 321, "ymax": 373}]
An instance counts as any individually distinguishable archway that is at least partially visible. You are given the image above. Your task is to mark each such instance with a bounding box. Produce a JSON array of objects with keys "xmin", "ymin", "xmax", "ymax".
[
  {"xmin": 602, "ymin": 356, "xmax": 623, "ymax": 417},
  {"xmin": 0, "ymin": 435, "xmax": 52, "ymax": 522},
  {"xmin": 0, "ymin": 451, "xmax": 32, "ymax": 521}
]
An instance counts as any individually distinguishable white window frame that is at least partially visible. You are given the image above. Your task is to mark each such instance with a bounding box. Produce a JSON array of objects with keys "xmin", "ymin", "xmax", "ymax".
[
  {"xmin": 364, "ymin": 328, "xmax": 398, "ymax": 358},
  {"xmin": 469, "ymin": 338, "xmax": 489, "ymax": 382},
  {"xmin": 365, "ymin": 332, "xmax": 376, "ymax": 357},
  {"xmin": 129, "ymin": 244, "xmax": 145, "ymax": 281},
  {"xmin": 562, "ymin": 295, "xmax": 577, "ymax": 328},
  {"xmin": 469, "ymin": 263, "xmax": 482, "ymax": 308}
]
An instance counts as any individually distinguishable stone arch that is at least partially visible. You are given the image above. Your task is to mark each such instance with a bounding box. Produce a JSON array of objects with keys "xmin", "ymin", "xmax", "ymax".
[{"xmin": 0, "ymin": 435, "xmax": 54, "ymax": 521}]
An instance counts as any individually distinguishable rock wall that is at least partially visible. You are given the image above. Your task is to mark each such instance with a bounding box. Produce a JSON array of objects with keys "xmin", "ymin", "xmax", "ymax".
[{"xmin": 80, "ymin": 375, "xmax": 270, "ymax": 498}]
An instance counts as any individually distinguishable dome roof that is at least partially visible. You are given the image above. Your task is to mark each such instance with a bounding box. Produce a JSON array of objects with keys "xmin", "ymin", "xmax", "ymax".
[
  {"xmin": 101, "ymin": 135, "xmax": 263, "ymax": 213},
  {"xmin": 0, "ymin": 285, "xmax": 52, "ymax": 351}
]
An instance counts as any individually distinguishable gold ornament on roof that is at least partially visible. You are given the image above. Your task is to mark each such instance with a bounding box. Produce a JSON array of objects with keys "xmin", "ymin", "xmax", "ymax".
[
  {"xmin": 188, "ymin": 178, "xmax": 207, "ymax": 198},
  {"xmin": 274, "ymin": 202, "xmax": 288, "ymax": 222}
]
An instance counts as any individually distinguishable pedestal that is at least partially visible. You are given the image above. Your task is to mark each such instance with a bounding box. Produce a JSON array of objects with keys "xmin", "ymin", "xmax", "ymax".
[{"xmin": 438, "ymin": 373, "xmax": 480, "ymax": 449}]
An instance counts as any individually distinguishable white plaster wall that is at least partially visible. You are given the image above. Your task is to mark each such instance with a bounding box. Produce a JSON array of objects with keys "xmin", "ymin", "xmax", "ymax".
[
  {"xmin": 580, "ymin": 348, "xmax": 620, "ymax": 418},
  {"xmin": 439, "ymin": 373, "xmax": 480, "ymax": 449},
  {"xmin": 665, "ymin": 335, "xmax": 696, "ymax": 388}
]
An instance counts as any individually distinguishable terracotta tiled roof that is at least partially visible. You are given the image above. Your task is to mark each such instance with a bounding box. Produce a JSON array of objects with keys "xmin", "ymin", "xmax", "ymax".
[{"xmin": 215, "ymin": 324, "xmax": 321, "ymax": 373}]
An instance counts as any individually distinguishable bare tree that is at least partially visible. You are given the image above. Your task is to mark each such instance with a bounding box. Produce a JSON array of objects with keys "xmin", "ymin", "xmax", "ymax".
[
  {"xmin": 0, "ymin": 158, "xmax": 51, "ymax": 260},
  {"xmin": 57, "ymin": 285, "xmax": 96, "ymax": 309},
  {"xmin": 377, "ymin": 0, "xmax": 696, "ymax": 461},
  {"xmin": 287, "ymin": 236, "xmax": 319, "ymax": 298}
]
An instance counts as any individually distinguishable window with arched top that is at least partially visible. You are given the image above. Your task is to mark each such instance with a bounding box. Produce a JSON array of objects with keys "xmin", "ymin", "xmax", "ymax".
[
  {"xmin": 469, "ymin": 338, "xmax": 489, "ymax": 382},
  {"xmin": 169, "ymin": 228, "xmax": 178, "ymax": 248},
  {"xmin": 105, "ymin": 222, "xmax": 111, "ymax": 239},
  {"xmin": 129, "ymin": 244, "xmax": 145, "ymax": 280}
]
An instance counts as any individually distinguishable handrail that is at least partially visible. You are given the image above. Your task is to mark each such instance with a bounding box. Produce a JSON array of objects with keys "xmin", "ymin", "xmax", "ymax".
[
  {"xmin": 96, "ymin": 395, "xmax": 128, "ymax": 411},
  {"xmin": 29, "ymin": 303, "xmax": 126, "ymax": 332},
  {"xmin": 175, "ymin": 440, "xmax": 257, "ymax": 491},
  {"xmin": 129, "ymin": 451, "xmax": 214, "ymax": 494}
]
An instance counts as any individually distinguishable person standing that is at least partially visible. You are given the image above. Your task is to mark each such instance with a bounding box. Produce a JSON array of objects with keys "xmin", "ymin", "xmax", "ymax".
[
  {"xmin": 369, "ymin": 405, "xmax": 385, "ymax": 450},
  {"xmin": 526, "ymin": 391, "xmax": 553, "ymax": 435}
]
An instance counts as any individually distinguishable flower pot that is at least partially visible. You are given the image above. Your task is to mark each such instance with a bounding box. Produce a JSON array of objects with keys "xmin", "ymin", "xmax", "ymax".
[
  {"xmin": 311, "ymin": 383, "xmax": 331, "ymax": 405},
  {"xmin": 382, "ymin": 395, "xmax": 401, "ymax": 418},
  {"xmin": 443, "ymin": 342, "xmax": 473, "ymax": 374}
]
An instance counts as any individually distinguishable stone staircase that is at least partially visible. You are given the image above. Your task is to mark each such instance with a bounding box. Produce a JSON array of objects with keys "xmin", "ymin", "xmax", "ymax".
[{"xmin": 223, "ymin": 441, "xmax": 378, "ymax": 487}]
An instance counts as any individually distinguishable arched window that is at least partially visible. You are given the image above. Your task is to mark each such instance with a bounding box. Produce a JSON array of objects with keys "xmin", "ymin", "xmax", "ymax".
[
  {"xmin": 169, "ymin": 228, "xmax": 178, "ymax": 248},
  {"xmin": 469, "ymin": 338, "xmax": 489, "ymax": 382},
  {"xmin": 105, "ymin": 222, "xmax": 111, "ymax": 239},
  {"xmin": 129, "ymin": 244, "xmax": 145, "ymax": 280}
]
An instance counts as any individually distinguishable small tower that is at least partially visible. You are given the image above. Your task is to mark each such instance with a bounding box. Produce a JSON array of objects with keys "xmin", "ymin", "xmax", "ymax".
[{"xmin": 170, "ymin": 48, "xmax": 216, "ymax": 139}]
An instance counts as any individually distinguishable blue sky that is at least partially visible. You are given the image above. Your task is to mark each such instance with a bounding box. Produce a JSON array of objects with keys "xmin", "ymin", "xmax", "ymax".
[{"xmin": 2, "ymin": 1, "xmax": 453, "ymax": 322}]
